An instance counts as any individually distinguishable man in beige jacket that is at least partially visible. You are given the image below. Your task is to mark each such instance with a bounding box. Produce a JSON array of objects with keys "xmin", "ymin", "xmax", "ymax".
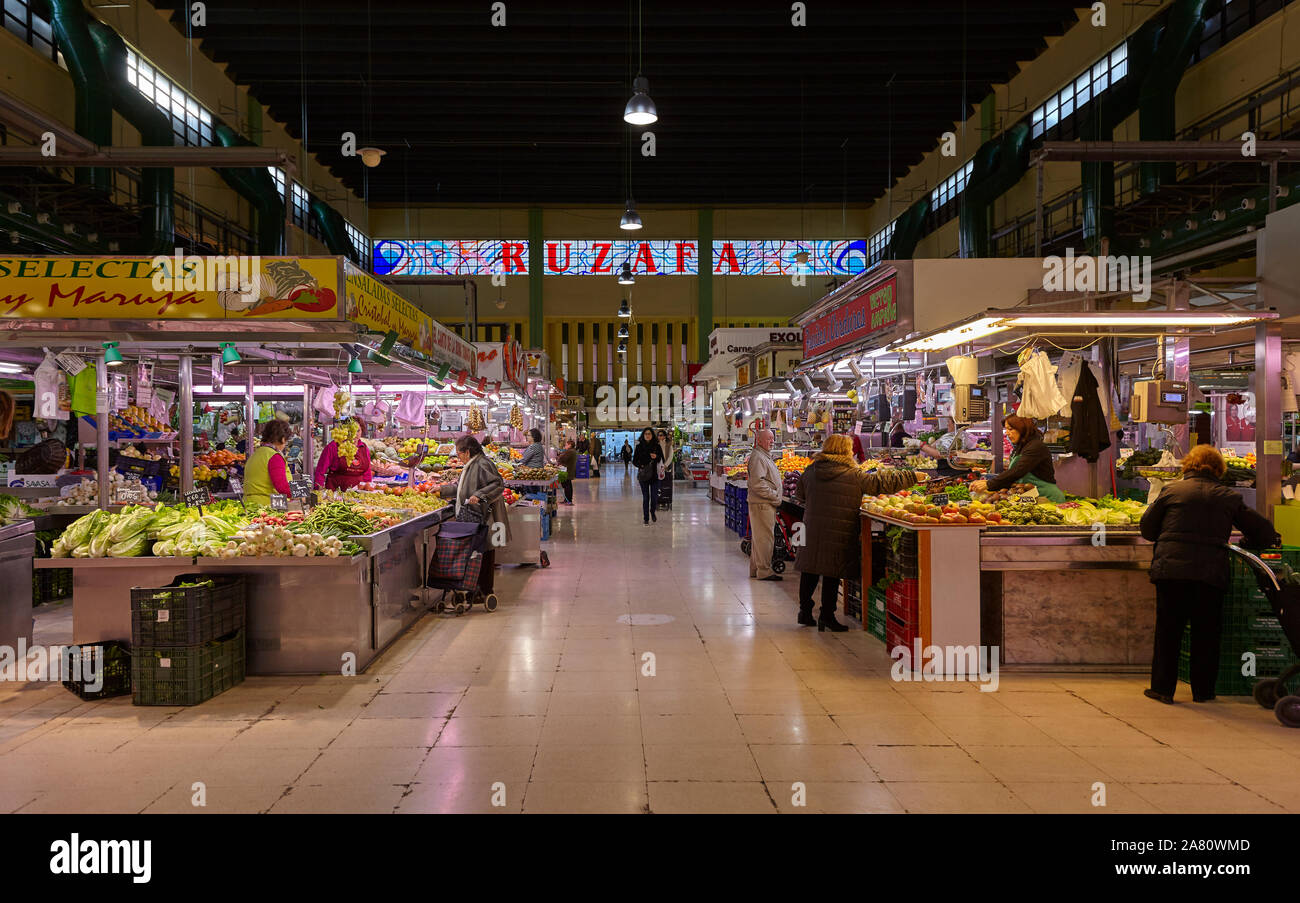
[{"xmin": 747, "ymin": 428, "xmax": 783, "ymax": 581}]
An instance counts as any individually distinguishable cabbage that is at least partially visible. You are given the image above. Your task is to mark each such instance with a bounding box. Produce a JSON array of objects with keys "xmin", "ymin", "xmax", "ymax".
[
  {"xmin": 108, "ymin": 533, "xmax": 151, "ymax": 558},
  {"xmin": 87, "ymin": 528, "xmax": 112, "ymax": 558},
  {"xmin": 50, "ymin": 535, "xmax": 70, "ymax": 559},
  {"xmin": 153, "ymin": 539, "xmax": 176, "ymax": 557},
  {"xmin": 61, "ymin": 510, "xmax": 106, "ymax": 549},
  {"xmin": 108, "ymin": 507, "xmax": 156, "ymax": 543}
]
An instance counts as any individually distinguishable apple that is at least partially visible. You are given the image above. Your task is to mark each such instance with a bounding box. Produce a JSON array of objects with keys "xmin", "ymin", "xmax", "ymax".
[{"xmin": 986, "ymin": 512, "xmax": 1003, "ymax": 523}]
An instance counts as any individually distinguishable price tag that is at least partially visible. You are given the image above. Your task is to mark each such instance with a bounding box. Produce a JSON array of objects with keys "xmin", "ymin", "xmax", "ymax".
[
  {"xmin": 183, "ymin": 488, "xmax": 211, "ymax": 508},
  {"xmin": 55, "ymin": 352, "xmax": 87, "ymax": 375},
  {"xmin": 115, "ymin": 485, "xmax": 146, "ymax": 504},
  {"xmin": 1264, "ymin": 440, "xmax": 1284, "ymax": 456},
  {"xmin": 289, "ymin": 478, "xmax": 311, "ymax": 499},
  {"xmin": 931, "ymin": 492, "xmax": 949, "ymax": 507},
  {"xmin": 270, "ymin": 494, "xmax": 289, "ymax": 511},
  {"xmin": 415, "ymin": 443, "xmax": 428, "ymax": 460},
  {"xmin": 228, "ymin": 476, "xmax": 242, "ymax": 495},
  {"xmin": 156, "ymin": 610, "xmax": 170, "ymax": 623}
]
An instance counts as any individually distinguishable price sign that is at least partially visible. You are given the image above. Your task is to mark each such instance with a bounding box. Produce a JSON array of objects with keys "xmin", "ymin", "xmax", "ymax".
[
  {"xmin": 227, "ymin": 475, "xmax": 242, "ymax": 495},
  {"xmin": 289, "ymin": 478, "xmax": 311, "ymax": 499},
  {"xmin": 415, "ymin": 443, "xmax": 428, "ymax": 460},
  {"xmin": 115, "ymin": 485, "xmax": 146, "ymax": 504},
  {"xmin": 183, "ymin": 488, "xmax": 211, "ymax": 508},
  {"xmin": 930, "ymin": 492, "xmax": 949, "ymax": 507},
  {"xmin": 269, "ymin": 494, "xmax": 289, "ymax": 511}
]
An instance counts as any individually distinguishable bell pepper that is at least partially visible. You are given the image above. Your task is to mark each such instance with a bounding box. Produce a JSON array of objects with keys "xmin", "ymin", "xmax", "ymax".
[{"xmin": 288, "ymin": 285, "xmax": 337, "ymax": 313}]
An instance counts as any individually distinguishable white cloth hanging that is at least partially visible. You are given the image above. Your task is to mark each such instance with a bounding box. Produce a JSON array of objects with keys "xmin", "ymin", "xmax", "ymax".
[
  {"xmin": 393, "ymin": 390, "xmax": 426, "ymax": 426},
  {"xmin": 946, "ymin": 355, "xmax": 978, "ymax": 385},
  {"xmin": 1016, "ymin": 350, "xmax": 1069, "ymax": 420}
]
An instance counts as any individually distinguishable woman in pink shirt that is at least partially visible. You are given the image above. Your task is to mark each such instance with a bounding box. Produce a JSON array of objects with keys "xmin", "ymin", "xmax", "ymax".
[{"xmin": 313, "ymin": 435, "xmax": 373, "ymax": 490}]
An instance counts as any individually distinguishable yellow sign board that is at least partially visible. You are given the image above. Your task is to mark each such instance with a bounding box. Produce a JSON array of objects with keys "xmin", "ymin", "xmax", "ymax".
[
  {"xmin": 343, "ymin": 263, "xmax": 477, "ymax": 373},
  {"xmin": 736, "ymin": 363, "xmax": 751, "ymax": 387},
  {"xmin": 0, "ymin": 255, "xmax": 342, "ymax": 320}
]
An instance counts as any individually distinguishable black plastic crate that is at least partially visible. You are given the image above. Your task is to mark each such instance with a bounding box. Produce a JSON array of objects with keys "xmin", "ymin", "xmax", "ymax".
[
  {"xmin": 132, "ymin": 630, "xmax": 245, "ymax": 706},
  {"xmin": 130, "ymin": 574, "xmax": 246, "ymax": 647},
  {"xmin": 62, "ymin": 640, "xmax": 132, "ymax": 700}
]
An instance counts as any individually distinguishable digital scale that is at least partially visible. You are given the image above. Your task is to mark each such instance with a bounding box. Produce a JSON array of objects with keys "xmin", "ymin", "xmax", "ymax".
[{"xmin": 1130, "ymin": 379, "xmax": 1188, "ymax": 424}]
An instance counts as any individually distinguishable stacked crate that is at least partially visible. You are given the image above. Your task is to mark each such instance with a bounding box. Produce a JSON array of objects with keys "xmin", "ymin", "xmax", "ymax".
[
  {"xmin": 883, "ymin": 530, "xmax": 921, "ymax": 652},
  {"xmin": 842, "ymin": 579, "xmax": 862, "ymax": 622},
  {"xmin": 1178, "ymin": 550, "xmax": 1298, "ymax": 696},
  {"xmin": 130, "ymin": 574, "xmax": 247, "ymax": 706},
  {"xmin": 865, "ymin": 587, "xmax": 887, "ymax": 642},
  {"xmin": 724, "ymin": 482, "xmax": 750, "ymax": 537}
]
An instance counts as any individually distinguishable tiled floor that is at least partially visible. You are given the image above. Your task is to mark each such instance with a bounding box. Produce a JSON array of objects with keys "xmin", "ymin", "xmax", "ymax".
[{"xmin": 3, "ymin": 471, "xmax": 1299, "ymax": 814}]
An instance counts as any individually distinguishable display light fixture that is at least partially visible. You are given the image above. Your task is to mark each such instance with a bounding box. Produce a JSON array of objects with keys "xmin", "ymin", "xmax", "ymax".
[
  {"xmin": 102, "ymin": 342, "xmax": 123, "ymax": 367},
  {"xmin": 1000, "ymin": 312, "xmax": 1261, "ymax": 328},
  {"xmin": 617, "ymin": 298, "xmax": 632, "ymax": 318},
  {"xmin": 798, "ymin": 373, "xmax": 816, "ymax": 394},
  {"xmin": 823, "ymin": 367, "xmax": 843, "ymax": 393},
  {"xmin": 619, "ymin": 200, "xmax": 643, "ymax": 231},
  {"xmin": 368, "ymin": 330, "xmax": 398, "ymax": 365},
  {"xmin": 623, "ymin": 76, "xmax": 658, "ymax": 126},
  {"xmin": 348, "ymin": 354, "xmax": 363, "ymax": 374},
  {"xmin": 783, "ymin": 378, "xmax": 800, "ymax": 399},
  {"xmin": 890, "ymin": 317, "xmax": 1010, "ymax": 354},
  {"xmin": 0, "ymin": 362, "xmax": 25, "ymax": 374},
  {"xmin": 618, "ymin": 323, "xmax": 629, "ymax": 340},
  {"xmin": 618, "ymin": 262, "xmax": 635, "ymax": 285},
  {"xmin": 617, "ymin": 341, "xmax": 628, "ymax": 355}
]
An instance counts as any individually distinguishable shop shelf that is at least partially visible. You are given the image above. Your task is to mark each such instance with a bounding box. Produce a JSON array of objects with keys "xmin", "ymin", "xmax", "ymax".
[
  {"xmin": 62, "ymin": 640, "xmax": 132, "ymax": 700},
  {"xmin": 132, "ymin": 630, "xmax": 245, "ymax": 706},
  {"xmin": 130, "ymin": 573, "xmax": 246, "ymax": 647}
]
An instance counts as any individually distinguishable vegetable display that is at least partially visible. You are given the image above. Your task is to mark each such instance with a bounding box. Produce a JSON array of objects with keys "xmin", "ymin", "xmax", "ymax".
[{"xmin": 209, "ymin": 523, "xmax": 359, "ymax": 558}]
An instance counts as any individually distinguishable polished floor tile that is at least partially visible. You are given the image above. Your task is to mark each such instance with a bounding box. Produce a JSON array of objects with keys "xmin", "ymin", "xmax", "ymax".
[{"xmin": 10, "ymin": 472, "xmax": 1294, "ymax": 814}]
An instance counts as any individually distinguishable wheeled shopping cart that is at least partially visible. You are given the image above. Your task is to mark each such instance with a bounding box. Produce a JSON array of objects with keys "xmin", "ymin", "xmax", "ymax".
[
  {"xmin": 427, "ymin": 521, "xmax": 499, "ymax": 615},
  {"xmin": 1231, "ymin": 545, "xmax": 1300, "ymax": 726},
  {"xmin": 739, "ymin": 499, "xmax": 802, "ymax": 574}
]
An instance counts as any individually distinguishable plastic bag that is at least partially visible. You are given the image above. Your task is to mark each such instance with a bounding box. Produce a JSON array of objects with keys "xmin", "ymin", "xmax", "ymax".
[
  {"xmin": 393, "ymin": 390, "xmax": 425, "ymax": 426},
  {"xmin": 313, "ymin": 385, "xmax": 340, "ymax": 421}
]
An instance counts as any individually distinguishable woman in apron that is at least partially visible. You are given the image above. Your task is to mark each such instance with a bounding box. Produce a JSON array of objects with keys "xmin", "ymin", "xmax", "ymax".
[{"xmin": 970, "ymin": 414, "xmax": 1065, "ymax": 502}]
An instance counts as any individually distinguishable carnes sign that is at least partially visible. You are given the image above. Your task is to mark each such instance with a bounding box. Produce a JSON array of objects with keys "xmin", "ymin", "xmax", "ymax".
[
  {"xmin": 802, "ymin": 277, "xmax": 898, "ymax": 359},
  {"xmin": 707, "ymin": 328, "xmax": 802, "ymax": 357}
]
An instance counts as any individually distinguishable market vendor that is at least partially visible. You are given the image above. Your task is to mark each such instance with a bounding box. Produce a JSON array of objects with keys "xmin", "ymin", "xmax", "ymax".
[
  {"xmin": 313, "ymin": 420, "xmax": 373, "ymax": 490},
  {"xmin": 243, "ymin": 420, "xmax": 294, "ymax": 508},
  {"xmin": 970, "ymin": 414, "xmax": 1065, "ymax": 502}
]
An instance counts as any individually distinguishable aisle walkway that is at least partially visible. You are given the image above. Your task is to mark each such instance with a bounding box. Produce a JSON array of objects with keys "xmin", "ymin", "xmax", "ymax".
[{"xmin": 2, "ymin": 472, "xmax": 1299, "ymax": 814}]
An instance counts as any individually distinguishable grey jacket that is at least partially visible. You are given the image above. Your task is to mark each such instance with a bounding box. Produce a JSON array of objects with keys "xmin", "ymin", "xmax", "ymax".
[
  {"xmin": 441, "ymin": 453, "xmax": 512, "ymax": 542},
  {"xmin": 746, "ymin": 446, "xmax": 782, "ymax": 508},
  {"xmin": 519, "ymin": 442, "xmax": 546, "ymax": 467}
]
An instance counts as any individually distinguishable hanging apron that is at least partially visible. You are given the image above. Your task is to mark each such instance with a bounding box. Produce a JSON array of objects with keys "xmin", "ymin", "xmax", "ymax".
[{"xmin": 1007, "ymin": 452, "xmax": 1066, "ymax": 502}]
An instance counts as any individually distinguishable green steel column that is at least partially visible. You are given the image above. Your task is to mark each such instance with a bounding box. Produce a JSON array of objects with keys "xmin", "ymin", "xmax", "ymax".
[
  {"xmin": 980, "ymin": 94, "xmax": 996, "ymax": 145},
  {"xmin": 698, "ymin": 208, "xmax": 712, "ymax": 362},
  {"xmin": 529, "ymin": 207, "xmax": 544, "ymax": 348}
]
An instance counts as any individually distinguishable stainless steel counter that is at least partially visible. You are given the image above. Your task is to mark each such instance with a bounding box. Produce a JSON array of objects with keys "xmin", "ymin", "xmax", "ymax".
[{"xmin": 0, "ymin": 520, "xmax": 34, "ymax": 655}]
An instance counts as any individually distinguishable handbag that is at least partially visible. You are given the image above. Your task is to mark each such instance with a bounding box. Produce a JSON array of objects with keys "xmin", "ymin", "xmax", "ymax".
[
  {"xmin": 456, "ymin": 499, "xmax": 487, "ymax": 523},
  {"xmin": 656, "ymin": 461, "xmax": 666, "ymax": 481},
  {"xmin": 636, "ymin": 462, "xmax": 655, "ymax": 483}
]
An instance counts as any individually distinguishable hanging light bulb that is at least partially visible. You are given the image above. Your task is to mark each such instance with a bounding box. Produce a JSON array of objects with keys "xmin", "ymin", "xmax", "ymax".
[
  {"xmin": 617, "ymin": 341, "xmax": 628, "ymax": 355},
  {"xmin": 619, "ymin": 199, "xmax": 643, "ymax": 231},
  {"xmin": 348, "ymin": 354, "xmax": 363, "ymax": 374},
  {"xmin": 623, "ymin": 75, "xmax": 658, "ymax": 125},
  {"xmin": 617, "ymin": 299, "xmax": 632, "ymax": 318},
  {"xmin": 618, "ymin": 262, "xmax": 635, "ymax": 285},
  {"xmin": 102, "ymin": 341, "xmax": 123, "ymax": 367},
  {"xmin": 618, "ymin": 323, "xmax": 629, "ymax": 339},
  {"xmin": 219, "ymin": 342, "xmax": 241, "ymax": 365},
  {"xmin": 369, "ymin": 330, "xmax": 398, "ymax": 365}
]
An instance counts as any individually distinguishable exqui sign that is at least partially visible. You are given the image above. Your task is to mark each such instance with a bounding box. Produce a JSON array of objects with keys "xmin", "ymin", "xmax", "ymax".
[
  {"xmin": 708, "ymin": 328, "xmax": 802, "ymax": 357},
  {"xmin": 802, "ymin": 277, "xmax": 898, "ymax": 359},
  {"xmin": 372, "ymin": 240, "xmax": 868, "ymax": 276}
]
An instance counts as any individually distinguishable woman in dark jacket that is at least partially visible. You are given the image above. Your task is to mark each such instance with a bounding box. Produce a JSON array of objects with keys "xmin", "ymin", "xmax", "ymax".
[
  {"xmin": 970, "ymin": 414, "xmax": 1064, "ymax": 502},
  {"xmin": 631, "ymin": 428, "xmax": 665, "ymax": 525},
  {"xmin": 795, "ymin": 434, "xmax": 917, "ymax": 631},
  {"xmin": 1139, "ymin": 445, "xmax": 1278, "ymax": 704},
  {"xmin": 438, "ymin": 435, "xmax": 511, "ymax": 595}
]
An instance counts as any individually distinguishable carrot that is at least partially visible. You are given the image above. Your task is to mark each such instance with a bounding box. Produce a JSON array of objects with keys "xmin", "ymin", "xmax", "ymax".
[{"xmin": 244, "ymin": 297, "xmax": 294, "ymax": 316}]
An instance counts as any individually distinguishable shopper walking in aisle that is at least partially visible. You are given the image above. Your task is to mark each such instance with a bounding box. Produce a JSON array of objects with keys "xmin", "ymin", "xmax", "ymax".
[
  {"xmin": 621, "ymin": 440, "xmax": 633, "ymax": 474},
  {"xmin": 795, "ymin": 434, "xmax": 917, "ymax": 630},
  {"xmin": 657, "ymin": 428, "xmax": 674, "ymax": 479},
  {"xmin": 520, "ymin": 428, "xmax": 547, "ymax": 467},
  {"xmin": 746, "ymin": 428, "xmax": 783, "ymax": 581},
  {"xmin": 556, "ymin": 439, "xmax": 577, "ymax": 505},
  {"xmin": 632, "ymin": 427, "xmax": 664, "ymax": 525},
  {"xmin": 590, "ymin": 433, "xmax": 603, "ymax": 477},
  {"xmin": 1139, "ymin": 445, "xmax": 1278, "ymax": 704},
  {"xmin": 577, "ymin": 434, "xmax": 589, "ymax": 454},
  {"xmin": 438, "ymin": 435, "xmax": 511, "ymax": 595}
]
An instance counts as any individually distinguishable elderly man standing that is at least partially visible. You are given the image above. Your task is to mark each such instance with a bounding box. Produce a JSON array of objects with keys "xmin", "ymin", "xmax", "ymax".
[{"xmin": 747, "ymin": 428, "xmax": 783, "ymax": 581}]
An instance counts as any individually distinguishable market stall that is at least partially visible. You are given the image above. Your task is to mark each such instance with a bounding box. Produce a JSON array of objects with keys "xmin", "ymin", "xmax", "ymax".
[
  {"xmin": 787, "ymin": 262, "xmax": 1282, "ymax": 672},
  {"xmin": 0, "ymin": 253, "xmax": 557, "ymax": 675}
]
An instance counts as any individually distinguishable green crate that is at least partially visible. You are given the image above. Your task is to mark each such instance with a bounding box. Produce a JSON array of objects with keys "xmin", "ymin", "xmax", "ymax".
[
  {"xmin": 131, "ymin": 630, "xmax": 245, "ymax": 706},
  {"xmin": 866, "ymin": 606, "xmax": 886, "ymax": 642},
  {"xmin": 1179, "ymin": 626, "xmax": 1294, "ymax": 696}
]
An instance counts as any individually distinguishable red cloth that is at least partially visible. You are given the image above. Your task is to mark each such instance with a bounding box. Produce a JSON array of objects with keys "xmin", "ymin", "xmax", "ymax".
[
  {"xmin": 268, "ymin": 451, "xmax": 292, "ymax": 496},
  {"xmin": 314, "ymin": 440, "xmax": 373, "ymax": 490},
  {"xmin": 851, "ymin": 433, "xmax": 866, "ymax": 464}
]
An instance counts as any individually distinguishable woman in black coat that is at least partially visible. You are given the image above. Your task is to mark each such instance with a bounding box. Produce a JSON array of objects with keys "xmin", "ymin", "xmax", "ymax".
[
  {"xmin": 795, "ymin": 433, "xmax": 916, "ymax": 631},
  {"xmin": 1139, "ymin": 445, "xmax": 1278, "ymax": 704},
  {"xmin": 631, "ymin": 428, "xmax": 665, "ymax": 526}
]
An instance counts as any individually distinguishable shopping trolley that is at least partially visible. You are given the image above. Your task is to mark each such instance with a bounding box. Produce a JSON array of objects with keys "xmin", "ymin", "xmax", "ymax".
[
  {"xmin": 739, "ymin": 499, "xmax": 802, "ymax": 574},
  {"xmin": 1231, "ymin": 545, "xmax": 1300, "ymax": 727},
  {"xmin": 427, "ymin": 521, "xmax": 499, "ymax": 614}
]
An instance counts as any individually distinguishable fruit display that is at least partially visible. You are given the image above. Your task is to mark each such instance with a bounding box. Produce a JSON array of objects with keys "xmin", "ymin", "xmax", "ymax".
[
  {"xmin": 509, "ymin": 405, "xmax": 524, "ymax": 429},
  {"xmin": 332, "ymin": 419, "xmax": 361, "ymax": 465},
  {"xmin": 197, "ymin": 450, "xmax": 245, "ymax": 468},
  {"xmin": 171, "ymin": 463, "xmax": 227, "ymax": 483},
  {"xmin": 904, "ymin": 454, "xmax": 937, "ymax": 470},
  {"xmin": 108, "ymin": 405, "xmax": 171, "ymax": 437},
  {"xmin": 862, "ymin": 488, "xmax": 1146, "ymax": 528},
  {"xmin": 120, "ymin": 445, "xmax": 164, "ymax": 462},
  {"xmin": 420, "ymin": 454, "xmax": 451, "ymax": 469},
  {"xmin": 775, "ymin": 453, "xmax": 812, "ymax": 475},
  {"xmin": 726, "ymin": 465, "xmax": 748, "ymax": 479},
  {"xmin": 510, "ymin": 465, "xmax": 558, "ymax": 481},
  {"xmin": 782, "ymin": 472, "xmax": 800, "ymax": 498},
  {"xmin": 342, "ymin": 488, "xmax": 449, "ymax": 514}
]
